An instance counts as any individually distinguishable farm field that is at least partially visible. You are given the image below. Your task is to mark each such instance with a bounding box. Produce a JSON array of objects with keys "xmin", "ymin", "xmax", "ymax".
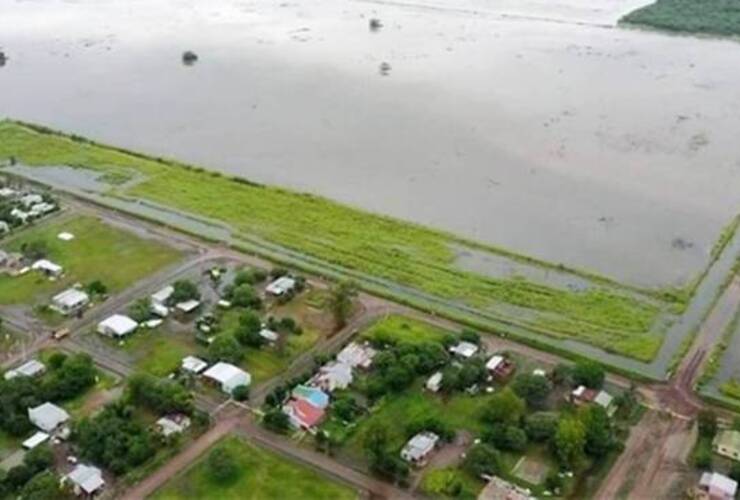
[
  {"xmin": 0, "ymin": 213, "xmax": 183, "ymax": 305},
  {"xmin": 151, "ymin": 436, "xmax": 357, "ymax": 500},
  {"xmin": 0, "ymin": 121, "xmax": 675, "ymax": 361},
  {"xmin": 622, "ymin": 0, "xmax": 740, "ymax": 37}
]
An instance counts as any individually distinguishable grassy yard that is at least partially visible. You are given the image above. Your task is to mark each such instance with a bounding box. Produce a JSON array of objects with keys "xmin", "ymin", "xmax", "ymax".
[
  {"xmin": 0, "ymin": 214, "xmax": 183, "ymax": 305},
  {"xmin": 0, "ymin": 121, "xmax": 671, "ymax": 360},
  {"xmin": 361, "ymin": 315, "xmax": 453, "ymax": 345},
  {"xmin": 622, "ymin": 0, "xmax": 740, "ymax": 37},
  {"xmin": 122, "ymin": 329, "xmax": 198, "ymax": 378},
  {"xmin": 152, "ymin": 436, "xmax": 357, "ymax": 500}
]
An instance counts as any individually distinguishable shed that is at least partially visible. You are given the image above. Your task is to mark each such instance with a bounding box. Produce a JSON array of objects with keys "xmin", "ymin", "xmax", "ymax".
[
  {"xmin": 426, "ymin": 372, "xmax": 443, "ymax": 393},
  {"xmin": 176, "ymin": 300, "xmax": 201, "ymax": 314},
  {"xmin": 449, "ymin": 341, "xmax": 479, "ymax": 359},
  {"xmin": 151, "ymin": 285, "xmax": 174, "ymax": 305},
  {"xmin": 28, "ymin": 402, "xmax": 70, "ymax": 433},
  {"xmin": 22, "ymin": 431, "xmax": 50, "ymax": 450},
  {"xmin": 266, "ymin": 276, "xmax": 296, "ymax": 296},
  {"xmin": 66, "ymin": 464, "xmax": 105, "ymax": 496},
  {"xmin": 51, "ymin": 288, "xmax": 90, "ymax": 315},
  {"xmin": 31, "ymin": 259, "xmax": 63, "ymax": 276},
  {"xmin": 203, "ymin": 362, "xmax": 251, "ymax": 394},
  {"xmin": 181, "ymin": 355, "xmax": 208, "ymax": 375},
  {"xmin": 157, "ymin": 415, "xmax": 191, "ymax": 437},
  {"xmin": 259, "ymin": 328, "xmax": 279, "ymax": 343},
  {"xmin": 714, "ymin": 430, "xmax": 740, "ymax": 461},
  {"xmin": 4, "ymin": 359, "xmax": 45, "ymax": 380},
  {"xmin": 401, "ymin": 432, "xmax": 439, "ymax": 465},
  {"xmin": 97, "ymin": 314, "xmax": 138, "ymax": 338}
]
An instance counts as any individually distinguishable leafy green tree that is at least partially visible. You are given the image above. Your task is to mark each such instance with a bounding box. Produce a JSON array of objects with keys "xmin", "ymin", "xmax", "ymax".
[
  {"xmin": 128, "ymin": 298, "xmax": 152, "ymax": 323},
  {"xmin": 263, "ymin": 408, "xmax": 290, "ymax": 433},
  {"xmin": 19, "ymin": 471, "xmax": 64, "ymax": 500},
  {"xmin": 85, "ymin": 280, "xmax": 108, "ymax": 297},
  {"xmin": 525, "ymin": 412, "xmax": 559, "ymax": 442},
  {"xmin": 553, "ymin": 416, "xmax": 586, "ymax": 469},
  {"xmin": 698, "ymin": 410, "xmax": 718, "ymax": 438},
  {"xmin": 206, "ymin": 447, "xmax": 239, "ymax": 484},
  {"xmin": 329, "ymin": 281, "xmax": 357, "ymax": 330},
  {"xmin": 232, "ymin": 385, "xmax": 249, "ymax": 401},
  {"xmin": 169, "ymin": 280, "xmax": 200, "ymax": 305},
  {"xmin": 580, "ymin": 405, "xmax": 614, "ymax": 458},
  {"xmin": 208, "ymin": 334, "xmax": 243, "ymax": 364},
  {"xmin": 484, "ymin": 388, "xmax": 525, "ymax": 426},
  {"xmin": 459, "ymin": 329, "xmax": 480, "ymax": 345},
  {"xmin": 127, "ymin": 374, "xmax": 193, "ymax": 415},
  {"xmin": 512, "ymin": 373, "xmax": 553, "ymax": 407},
  {"xmin": 463, "ymin": 443, "xmax": 501, "ymax": 477},
  {"xmin": 572, "ymin": 362, "xmax": 605, "ymax": 389},
  {"xmin": 231, "ymin": 284, "xmax": 262, "ymax": 309},
  {"xmin": 333, "ymin": 396, "xmax": 361, "ymax": 422}
]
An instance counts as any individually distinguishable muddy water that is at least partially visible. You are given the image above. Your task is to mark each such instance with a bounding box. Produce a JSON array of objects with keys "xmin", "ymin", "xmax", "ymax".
[{"xmin": 1, "ymin": 0, "xmax": 738, "ymax": 288}]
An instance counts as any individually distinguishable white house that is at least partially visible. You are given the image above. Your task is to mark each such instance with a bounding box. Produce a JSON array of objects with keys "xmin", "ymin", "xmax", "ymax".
[
  {"xmin": 426, "ymin": 372, "xmax": 443, "ymax": 393},
  {"xmin": 51, "ymin": 288, "xmax": 90, "ymax": 315},
  {"xmin": 203, "ymin": 362, "xmax": 251, "ymax": 394},
  {"xmin": 4, "ymin": 359, "xmax": 45, "ymax": 380},
  {"xmin": 66, "ymin": 464, "xmax": 105, "ymax": 497},
  {"xmin": 337, "ymin": 342, "xmax": 377, "ymax": 369},
  {"xmin": 266, "ymin": 276, "xmax": 296, "ymax": 296},
  {"xmin": 401, "ymin": 432, "xmax": 439, "ymax": 465},
  {"xmin": 698, "ymin": 472, "xmax": 738, "ymax": 500},
  {"xmin": 28, "ymin": 402, "xmax": 70, "ymax": 433},
  {"xmin": 449, "ymin": 341, "xmax": 479, "ymax": 359},
  {"xmin": 31, "ymin": 259, "xmax": 63, "ymax": 277},
  {"xmin": 311, "ymin": 361, "xmax": 353, "ymax": 392},
  {"xmin": 181, "ymin": 355, "xmax": 208, "ymax": 375},
  {"xmin": 97, "ymin": 314, "xmax": 138, "ymax": 338}
]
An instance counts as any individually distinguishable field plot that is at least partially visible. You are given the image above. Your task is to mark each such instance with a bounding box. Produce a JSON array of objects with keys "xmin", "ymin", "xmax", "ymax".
[
  {"xmin": 0, "ymin": 122, "xmax": 682, "ymax": 362},
  {"xmin": 622, "ymin": 0, "xmax": 740, "ymax": 37},
  {"xmin": 0, "ymin": 213, "xmax": 183, "ymax": 306},
  {"xmin": 152, "ymin": 436, "xmax": 357, "ymax": 500}
]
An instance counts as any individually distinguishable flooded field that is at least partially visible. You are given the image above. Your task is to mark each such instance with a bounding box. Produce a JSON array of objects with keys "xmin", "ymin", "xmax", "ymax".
[{"xmin": 1, "ymin": 0, "xmax": 738, "ymax": 288}]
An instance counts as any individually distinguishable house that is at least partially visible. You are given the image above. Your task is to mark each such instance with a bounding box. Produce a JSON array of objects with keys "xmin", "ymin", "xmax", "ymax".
[
  {"xmin": 176, "ymin": 300, "xmax": 201, "ymax": 314},
  {"xmin": 477, "ymin": 476, "xmax": 535, "ymax": 500},
  {"xmin": 151, "ymin": 285, "xmax": 174, "ymax": 305},
  {"xmin": 4, "ymin": 359, "xmax": 45, "ymax": 380},
  {"xmin": 259, "ymin": 328, "xmax": 279, "ymax": 343},
  {"xmin": 292, "ymin": 385, "xmax": 330, "ymax": 409},
  {"xmin": 449, "ymin": 341, "xmax": 479, "ymax": 359},
  {"xmin": 22, "ymin": 431, "xmax": 50, "ymax": 450},
  {"xmin": 156, "ymin": 414, "xmax": 191, "ymax": 438},
  {"xmin": 28, "ymin": 402, "xmax": 70, "ymax": 433},
  {"xmin": 65, "ymin": 464, "xmax": 105, "ymax": 497},
  {"xmin": 337, "ymin": 342, "xmax": 377, "ymax": 369},
  {"xmin": 569, "ymin": 385, "xmax": 598, "ymax": 406},
  {"xmin": 181, "ymin": 355, "xmax": 208, "ymax": 375},
  {"xmin": 311, "ymin": 361, "xmax": 353, "ymax": 392},
  {"xmin": 51, "ymin": 288, "xmax": 90, "ymax": 315},
  {"xmin": 97, "ymin": 314, "xmax": 138, "ymax": 338},
  {"xmin": 203, "ymin": 362, "xmax": 251, "ymax": 394},
  {"xmin": 426, "ymin": 371, "xmax": 443, "ymax": 393},
  {"xmin": 31, "ymin": 259, "xmax": 63, "ymax": 277},
  {"xmin": 486, "ymin": 355, "xmax": 516, "ymax": 381},
  {"xmin": 713, "ymin": 430, "xmax": 740, "ymax": 461},
  {"xmin": 29, "ymin": 202, "xmax": 56, "ymax": 216},
  {"xmin": 401, "ymin": 432, "xmax": 439, "ymax": 466},
  {"xmin": 20, "ymin": 193, "xmax": 43, "ymax": 208},
  {"xmin": 283, "ymin": 398, "xmax": 325, "ymax": 429},
  {"xmin": 266, "ymin": 276, "xmax": 296, "ymax": 296},
  {"xmin": 697, "ymin": 472, "xmax": 738, "ymax": 500}
]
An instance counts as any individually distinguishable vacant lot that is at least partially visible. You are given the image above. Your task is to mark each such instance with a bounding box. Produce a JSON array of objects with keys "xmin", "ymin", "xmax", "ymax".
[
  {"xmin": 622, "ymin": 0, "xmax": 740, "ymax": 37},
  {"xmin": 152, "ymin": 436, "xmax": 357, "ymax": 500},
  {"xmin": 0, "ymin": 214, "xmax": 183, "ymax": 305},
  {"xmin": 0, "ymin": 121, "xmax": 670, "ymax": 360}
]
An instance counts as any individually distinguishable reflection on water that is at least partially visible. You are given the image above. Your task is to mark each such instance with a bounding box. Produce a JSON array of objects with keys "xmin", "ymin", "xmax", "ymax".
[{"xmin": 0, "ymin": 0, "xmax": 738, "ymax": 288}]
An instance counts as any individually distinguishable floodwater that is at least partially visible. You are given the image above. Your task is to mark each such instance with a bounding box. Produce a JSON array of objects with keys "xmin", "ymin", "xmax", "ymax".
[{"xmin": 1, "ymin": 0, "xmax": 739, "ymax": 288}]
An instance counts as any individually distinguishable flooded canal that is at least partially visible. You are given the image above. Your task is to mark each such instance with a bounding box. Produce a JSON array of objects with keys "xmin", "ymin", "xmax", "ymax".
[{"xmin": 1, "ymin": 0, "xmax": 738, "ymax": 288}]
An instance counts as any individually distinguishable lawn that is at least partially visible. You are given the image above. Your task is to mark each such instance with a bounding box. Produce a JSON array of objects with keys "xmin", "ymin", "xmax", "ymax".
[
  {"xmin": 0, "ymin": 121, "xmax": 670, "ymax": 360},
  {"xmin": 622, "ymin": 0, "xmax": 740, "ymax": 38},
  {"xmin": 0, "ymin": 214, "xmax": 183, "ymax": 305},
  {"xmin": 361, "ymin": 315, "xmax": 453, "ymax": 346},
  {"xmin": 152, "ymin": 436, "xmax": 357, "ymax": 500},
  {"xmin": 122, "ymin": 329, "xmax": 197, "ymax": 378}
]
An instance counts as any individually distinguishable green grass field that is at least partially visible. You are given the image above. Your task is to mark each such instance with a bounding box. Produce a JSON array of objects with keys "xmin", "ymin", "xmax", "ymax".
[
  {"xmin": 122, "ymin": 330, "xmax": 196, "ymax": 378},
  {"xmin": 152, "ymin": 437, "xmax": 357, "ymax": 500},
  {"xmin": 361, "ymin": 315, "xmax": 452, "ymax": 345},
  {"xmin": 0, "ymin": 214, "xmax": 183, "ymax": 305},
  {"xmin": 622, "ymin": 0, "xmax": 740, "ymax": 37},
  {"xmin": 0, "ymin": 121, "xmax": 671, "ymax": 360}
]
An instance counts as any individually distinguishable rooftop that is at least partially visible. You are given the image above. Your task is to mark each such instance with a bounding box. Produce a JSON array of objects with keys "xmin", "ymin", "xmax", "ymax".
[
  {"xmin": 28, "ymin": 402, "xmax": 70, "ymax": 433},
  {"xmin": 450, "ymin": 341, "xmax": 479, "ymax": 358},
  {"xmin": 67, "ymin": 464, "xmax": 104, "ymax": 494},
  {"xmin": 4, "ymin": 359, "xmax": 45, "ymax": 380}
]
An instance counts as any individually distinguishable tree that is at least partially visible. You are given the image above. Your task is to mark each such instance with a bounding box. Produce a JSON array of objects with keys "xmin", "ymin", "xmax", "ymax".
[
  {"xmin": 206, "ymin": 447, "xmax": 239, "ymax": 483},
  {"xmin": 85, "ymin": 280, "xmax": 107, "ymax": 297},
  {"xmin": 208, "ymin": 334, "xmax": 243, "ymax": 364},
  {"xmin": 231, "ymin": 284, "xmax": 262, "ymax": 309},
  {"xmin": 169, "ymin": 280, "xmax": 200, "ymax": 305},
  {"xmin": 488, "ymin": 425, "xmax": 528, "ymax": 452},
  {"xmin": 525, "ymin": 412, "xmax": 559, "ymax": 442},
  {"xmin": 333, "ymin": 396, "xmax": 361, "ymax": 422},
  {"xmin": 127, "ymin": 374, "xmax": 193, "ymax": 415},
  {"xmin": 463, "ymin": 443, "xmax": 501, "ymax": 477},
  {"xmin": 551, "ymin": 363, "xmax": 573, "ymax": 386},
  {"xmin": 263, "ymin": 408, "xmax": 290, "ymax": 433},
  {"xmin": 512, "ymin": 374, "xmax": 553, "ymax": 407},
  {"xmin": 232, "ymin": 385, "xmax": 249, "ymax": 401},
  {"xmin": 572, "ymin": 362, "xmax": 604, "ymax": 389},
  {"xmin": 128, "ymin": 298, "xmax": 152, "ymax": 323},
  {"xmin": 363, "ymin": 423, "xmax": 408, "ymax": 482},
  {"xmin": 19, "ymin": 471, "xmax": 64, "ymax": 500},
  {"xmin": 47, "ymin": 352, "xmax": 67, "ymax": 370},
  {"xmin": 698, "ymin": 410, "xmax": 718, "ymax": 438},
  {"xmin": 484, "ymin": 388, "xmax": 525, "ymax": 426},
  {"xmin": 329, "ymin": 281, "xmax": 357, "ymax": 330},
  {"xmin": 553, "ymin": 417, "xmax": 586, "ymax": 469},
  {"xmin": 579, "ymin": 405, "xmax": 613, "ymax": 458},
  {"xmin": 20, "ymin": 240, "xmax": 48, "ymax": 260},
  {"xmin": 459, "ymin": 329, "xmax": 480, "ymax": 345}
]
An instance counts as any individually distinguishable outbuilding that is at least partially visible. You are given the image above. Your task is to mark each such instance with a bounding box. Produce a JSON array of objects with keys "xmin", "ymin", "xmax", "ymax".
[
  {"xmin": 181, "ymin": 355, "xmax": 208, "ymax": 375},
  {"xmin": 22, "ymin": 431, "xmax": 50, "ymax": 450},
  {"xmin": 449, "ymin": 341, "xmax": 479, "ymax": 359},
  {"xmin": 97, "ymin": 314, "xmax": 138, "ymax": 338},
  {"xmin": 31, "ymin": 259, "xmax": 63, "ymax": 277},
  {"xmin": 266, "ymin": 276, "xmax": 296, "ymax": 296},
  {"xmin": 401, "ymin": 432, "xmax": 439, "ymax": 466},
  {"xmin": 203, "ymin": 362, "xmax": 251, "ymax": 395},
  {"xmin": 51, "ymin": 288, "xmax": 90, "ymax": 315},
  {"xmin": 176, "ymin": 300, "xmax": 201, "ymax": 314},
  {"xmin": 426, "ymin": 372, "xmax": 443, "ymax": 393},
  {"xmin": 4, "ymin": 359, "xmax": 45, "ymax": 380},
  {"xmin": 151, "ymin": 285, "xmax": 174, "ymax": 305}
]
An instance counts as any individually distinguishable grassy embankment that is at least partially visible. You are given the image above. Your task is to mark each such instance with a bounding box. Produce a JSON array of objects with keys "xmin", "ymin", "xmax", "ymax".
[
  {"xmin": 622, "ymin": 0, "xmax": 740, "ymax": 38},
  {"xmin": 0, "ymin": 121, "xmax": 681, "ymax": 361},
  {"xmin": 0, "ymin": 214, "xmax": 182, "ymax": 305},
  {"xmin": 152, "ymin": 436, "xmax": 357, "ymax": 500}
]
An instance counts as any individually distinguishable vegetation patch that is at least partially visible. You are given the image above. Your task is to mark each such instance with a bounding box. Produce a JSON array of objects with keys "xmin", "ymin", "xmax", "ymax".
[
  {"xmin": 152, "ymin": 436, "xmax": 357, "ymax": 500},
  {"xmin": 622, "ymin": 0, "xmax": 740, "ymax": 38}
]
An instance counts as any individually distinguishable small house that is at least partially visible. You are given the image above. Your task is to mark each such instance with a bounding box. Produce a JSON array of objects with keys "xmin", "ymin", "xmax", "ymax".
[
  {"xmin": 426, "ymin": 372, "xmax": 443, "ymax": 393},
  {"xmin": 31, "ymin": 259, "xmax": 63, "ymax": 277},
  {"xmin": 51, "ymin": 288, "xmax": 90, "ymax": 315},
  {"xmin": 203, "ymin": 362, "xmax": 251, "ymax": 395},
  {"xmin": 4, "ymin": 359, "xmax": 45, "ymax": 380},
  {"xmin": 156, "ymin": 414, "xmax": 191, "ymax": 438},
  {"xmin": 175, "ymin": 300, "xmax": 201, "ymax": 314},
  {"xmin": 486, "ymin": 355, "xmax": 515, "ymax": 381},
  {"xmin": 713, "ymin": 430, "xmax": 740, "ymax": 462},
  {"xmin": 311, "ymin": 361, "xmax": 353, "ymax": 392},
  {"xmin": 266, "ymin": 276, "xmax": 296, "ymax": 296},
  {"xmin": 65, "ymin": 464, "xmax": 105, "ymax": 497},
  {"xmin": 181, "ymin": 355, "xmax": 208, "ymax": 375},
  {"xmin": 97, "ymin": 314, "xmax": 138, "ymax": 338},
  {"xmin": 283, "ymin": 398, "xmax": 325, "ymax": 430},
  {"xmin": 337, "ymin": 342, "xmax": 377, "ymax": 369},
  {"xmin": 401, "ymin": 432, "xmax": 439, "ymax": 466},
  {"xmin": 29, "ymin": 202, "xmax": 56, "ymax": 216},
  {"xmin": 28, "ymin": 402, "xmax": 70, "ymax": 433},
  {"xmin": 291, "ymin": 385, "xmax": 330, "ymax": 409},
  {"xmin": 449, "ymin": 341, "xmax": 479, "ymax": 359},
  {"xmin": 697, "ymin": 472, "xmax": 738, "ymax": 500}
]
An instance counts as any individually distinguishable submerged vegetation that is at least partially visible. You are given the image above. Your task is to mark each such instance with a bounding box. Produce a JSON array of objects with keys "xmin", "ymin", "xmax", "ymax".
[
  {"xmin": 622, "ymin": 0, "xmax": 740, "ymax": 38},
  {"xmin": 0, "ymin": 120, "xmax": 687, "ymax": 360}
]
